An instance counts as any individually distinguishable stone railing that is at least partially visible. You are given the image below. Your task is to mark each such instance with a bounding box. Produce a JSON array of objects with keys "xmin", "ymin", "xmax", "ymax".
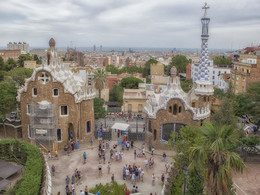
[
  {"xmin": 161, "ymin": 163, "xmax": 180, "ymax": 195},
  {"xmin": 39, "ymin": 154, "xmax": 52, "ymax": 195}
]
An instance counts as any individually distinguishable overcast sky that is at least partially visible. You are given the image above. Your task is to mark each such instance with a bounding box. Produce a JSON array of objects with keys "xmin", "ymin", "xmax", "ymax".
[{"xmin": 0, "ymin": 0, "xmax": 260, "ymax": 49}]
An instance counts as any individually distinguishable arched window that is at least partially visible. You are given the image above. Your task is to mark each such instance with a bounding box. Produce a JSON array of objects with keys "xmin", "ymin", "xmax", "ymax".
[
  {"xmin": 169, "ymin": 106, "xmax": 172, "ymax": 113},
  {"xmin": 179, "ymin": 106, "xmax": 182, "ymax": 113},
  {"xmin": 154, "ymin": 129, "xmax": 157, "ymax": 141},
  {"xmin": 173, "ymin": 104, "xmax": 177, "ymax": 115}
]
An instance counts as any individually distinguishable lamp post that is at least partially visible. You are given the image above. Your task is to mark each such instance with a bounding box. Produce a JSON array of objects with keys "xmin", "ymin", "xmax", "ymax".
[
  {"xmin": 136, "ymin": 115, "xmax": 138, "ymax": 133},
  {"xmin": 183, "ymin": 165, "xmax": 188, "ymax": 195}
]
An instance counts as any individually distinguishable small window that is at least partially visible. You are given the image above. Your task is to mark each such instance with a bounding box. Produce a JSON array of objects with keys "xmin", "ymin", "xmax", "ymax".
[
  {"xmin": 53, "ymin": 88, "xmax": 59, "ymax": 97},
  {"xmin": 236, "ymin": 76, "xmax": 239, "ymax": 81},
  {"xmin": 27, "ymin": 104, "xmax": 31, "ymax": 114},
  {"xmin": 232, "ymin": 75, "xmax": 234, "ymax": 79},
  {"xmin": 86, "ymin": 121, "xmax": 91, "ymax": 133},
  {"xmin": 169, "ymin": 106, "xmax": 172, "ymax": 113},
  {"xmin": 138, "ymin": 104, "xmax": 143, "ymax": 113},
  {"xmin": 173, "ymin": 104, "xmax": 177, "ymax": 115},
  {"xmin": 242, "ymin": 86, "xmax": 245, "ymax": 92},
  {"xmin": 243, "ymin": 78, "xmax": 245, "ymax": 82},
  {"xmin": 179, "ymin": 106, "xmax": 182, "ymax": 113},
  {"xmin": 32, "ymin": 88, "xmax": 37, "ymax": 96},
  {"xmin": 57, "ymin": 129, "xmax": 62, "ymax": 141},
  {"xmin": 204, "ymin": 97, "xmax": 206, "ymax": 102},
  {"xmin": 236, "ymin": 85, "xmax": 238, "ymax": 90},
  {"xmin": 60, "ymin": 105, "xmax": 68, "ymax": 116}
]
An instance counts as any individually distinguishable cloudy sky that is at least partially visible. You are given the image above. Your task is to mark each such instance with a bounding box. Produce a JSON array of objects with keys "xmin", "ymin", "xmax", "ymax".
[{"xmin": 0, "ymin": 0, "xmax": 260, "ymax": 49}]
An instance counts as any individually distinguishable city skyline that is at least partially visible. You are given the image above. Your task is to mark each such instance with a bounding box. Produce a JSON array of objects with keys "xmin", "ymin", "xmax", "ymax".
[{"xmin": 1, "ymin": 0, "xmax": 260, "ymax": 49}]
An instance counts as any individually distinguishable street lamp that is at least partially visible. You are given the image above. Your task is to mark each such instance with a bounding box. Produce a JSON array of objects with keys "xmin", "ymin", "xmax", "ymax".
[
  {"xmin": 136, "ymin": 115, "xmax": 138, "ymax": 133},
  {"xmin": 183, "ymin": 165, "xmax": 188, "ymax": 195}
]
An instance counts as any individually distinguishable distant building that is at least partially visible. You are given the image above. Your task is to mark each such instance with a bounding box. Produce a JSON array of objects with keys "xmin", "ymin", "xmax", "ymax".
[
  {"xmin": 150, "ymin": 62, "xmax": 164, "ymax": 76},
  {"xmin": 7, "ymin": 42, "xmax": 29, "ymax": 54},
  {"xmin": 65, "ymin": 49, "xmax": 84, "ymax": 66},
  {"xmin": 218, "ymin": 73, "xmax": 230, "ymax": 91},
  {"xmin": 186, "ymin": 63, "xmax": 191, "ymax": 79},
  {"xmin": 24, "ymin": 60, "xmax": 37, "ymax": 69},
  {"xmin": 191, "ymin": 60, "xmax": 231, "ymax": 87},
  {"xmin": 93, "ymin": 45, "xmax": 96, "ymax": 52},
  {"xmin": 100, "ymin": 45, "xmax": 102, "ymax": 52},
  {"xmin": 0, "ymin": 49, "xmax": 21, "ymax": 61}
]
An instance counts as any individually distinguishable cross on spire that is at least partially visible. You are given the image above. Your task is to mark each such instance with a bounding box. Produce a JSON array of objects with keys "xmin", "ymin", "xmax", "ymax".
[
  {"xmin": 202, "ymin": 2, "xmax": 210, "ymax": 17},
  {"xmin": 38, "ymin": 72, "xmax": 50, "ymax": 85}
]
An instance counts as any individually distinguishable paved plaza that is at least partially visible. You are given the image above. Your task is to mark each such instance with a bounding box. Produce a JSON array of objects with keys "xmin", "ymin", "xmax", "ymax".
[
  {"xmin": 49, "ymin": 140, "xmax": 175, "ymax": 195},
  {"xmin": 233, "ymin": 162, "xmax": 260, "ymax": 195}
]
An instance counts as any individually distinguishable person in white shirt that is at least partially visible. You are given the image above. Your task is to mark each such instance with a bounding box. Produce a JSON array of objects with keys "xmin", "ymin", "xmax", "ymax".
[{"xmin": 144, "ymin": 159, "xmax": 148, "ymax": 168}]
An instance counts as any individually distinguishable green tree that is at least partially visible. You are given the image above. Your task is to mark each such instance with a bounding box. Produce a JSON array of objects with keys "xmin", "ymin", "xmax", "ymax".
[
  {"xmin": 0, "ymin": 56, "xmax": 5, "ymax": 71},
  {"xmin": 142, "ymin": 59, "xmax": 157, "ymax": 78},
  {"xmin": 180, "ymin": 79, "xmax": 193, "ymax": 93},
  {"xmin": 234, "ymin": 93, "xmax": 253, "ymax": 116},
  {"xmin": 8, "ymin": 67, "xmax": 33, "ymax": 86},
  {"xmin": 4, "ymin": 58, "xmax": 17, "ymax": 71},
  {"xmin": 189, "ymin": 122, "xmax": 245, "ymax": 195},
  {"xmin": 213, "ymin": 88, "xmax": 225, "ymax": 100},
  {"xmin": 213, "ymin": 56, "xmax": 232, "ymax": 66},
  {"xmin": 120, "ymin": 77, "xmax": 143, "ymax": 89},
  {"xmin": 167, "ymin": 55, "xmax": 189, "ymax": 75},
  {"xmin": 0, "ymin": 80, "xmax": 17, "ymax": 119},
  {"xmin": 110, "ymin": 84, "xmax": 123, "ymax": 106},
  {"xmin": 105, "ymin": 65, "xmax": 120, "ymax": 74},
  {"xmin": 33, "ymin": 54, "xmax": 42, "ymax": 64},
  {"xmin": 93, "ymin": 68, "xmax": 108, "ymax": 98},
  {"xmin": 17, "ymin": 54, "xmax": 32, "ymax": 67},
  {"xmin": 94, "ymin": 98, "xmax": 106, "ymax": 119},
  {"xmin": 247, "ymin": 82, "xmax": 260, "ymax": 128}
]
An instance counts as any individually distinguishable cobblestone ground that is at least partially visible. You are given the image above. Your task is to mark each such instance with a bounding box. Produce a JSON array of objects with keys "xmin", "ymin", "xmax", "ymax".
[
  {"xmin": 233, "ymin": 162, "xmax": 260, "ymax": 195},
  {"xmin": 48, "ymin": 140, "xmax": 175, "ymax": 195}
]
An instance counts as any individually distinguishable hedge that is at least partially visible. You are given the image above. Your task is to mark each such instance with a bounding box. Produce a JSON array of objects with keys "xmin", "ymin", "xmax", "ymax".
[{"xmin": 0, "ymin": 139, "xmax": 43, "ymax": 195}]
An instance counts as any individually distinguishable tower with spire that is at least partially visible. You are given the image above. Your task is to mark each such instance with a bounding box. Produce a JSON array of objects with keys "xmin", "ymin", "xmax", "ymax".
[{"xmin": 194, "ymin": 2, "xmax": 214, "ymax": 95}]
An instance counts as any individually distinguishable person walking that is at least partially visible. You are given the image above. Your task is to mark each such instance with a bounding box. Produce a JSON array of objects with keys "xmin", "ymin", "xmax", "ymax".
[
  {"xmin": 165, "ymin": 162, "xmax": 169, "ymax": 174},
  {"xmin": 65, "ymin": 175, "xmax": 70, "ymax": 185},
  {"xmin": 161, "ymin": 173, "xmax": 165, "ymax": 183},
  {"xmin": 162, "ymin": 152, "xmax": 166, "ymax": 161},
  {"xmin": 134, "ymin": 150, "xmax": 137, "ymax": 160},
  {"xmin": 111, "ymin": 173, "xmax": 115, "ymax": 182},
  {"xmin": 98, "ymin": 162, "xmax": 102, "ymax": 175},
  {"xmin": 65, "ymin": 185, "xmax": 71, "ymax": 195},
  {"xmin": 84, "ymin": 185, "xmax": 89, "ymax": 195},
  {"xmin": 152, "ymin": 173, "xmax": 155, "ymax": 185}
]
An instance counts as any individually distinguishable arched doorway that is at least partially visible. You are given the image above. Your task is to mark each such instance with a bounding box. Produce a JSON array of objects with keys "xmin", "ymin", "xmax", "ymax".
[
  {"xmin": 68, "ymin": 123, "xmax": 74, "ymax": 140},
  {"xmin": 153, "ymin": 129, "xmax": 157, "ymax": 141}
]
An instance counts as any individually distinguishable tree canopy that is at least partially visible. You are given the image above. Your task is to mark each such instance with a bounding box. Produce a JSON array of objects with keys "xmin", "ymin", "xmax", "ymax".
[
  {"xmin": 142, "ymin": 58, "xmax": 158, "ymax": 78},
  {"xmin": 93, "ymin": 68, "xmax": 107, "ymax": 98},
  {"xmin": 120, "ymin": 76, "xmax": 143, "ymax": 89},
  {"xmin": 8, "ymin": 67, "xmax": 33, "ymax": 86},
  {"xmin": 167, "ymin": 55, "xmax": 190, "ymax": 75},
  {"xmin": 213, "ymin": 56, "xmax": 232, "ymax": 66},
  {"xmin": 109, "ymin": 84, "xmax": 123, "ymax": 106},
  {"xmin": 17, "ymin": 54, "xmax": 32, "ymax": 67},
  {"xmin": 94, "ymin": 98, "xmax": 106, "ymax": 119},
  {"xmin": 180, "ymin": 79, "xmax": 193, "ymax": 93}
]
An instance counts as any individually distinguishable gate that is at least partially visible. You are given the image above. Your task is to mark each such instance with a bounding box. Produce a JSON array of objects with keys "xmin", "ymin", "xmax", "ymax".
[
  {"xmin": 94, "ymin": 129, "xmax": 112, "ymax": 140},
  {"xmin": 128, "ymin": 129, "xmax": 145, "ymax": 141}
]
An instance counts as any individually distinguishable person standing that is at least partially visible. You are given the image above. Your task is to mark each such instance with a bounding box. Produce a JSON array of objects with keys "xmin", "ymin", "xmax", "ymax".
[
  {"xmin": 161, "ymin": 173, "xmax": 165, "ymax": 183},
  {"xmin": 165, "ymin": 162, "xmax": 169, "ymax": 174},
  {"xmin": 84, "ymin": 185, "xmax": 89, "ymax": 195},
  {"xmin": 107, "ymin": 162, "xmax": 111, "ymax": 174},
  {"xmin": 142, "ymin": 147, "xmax": 145, "ymax": 156},
  {"xmin": 140, "ymin": 169, "xmax": 144, "ymax": 182},
  {"xmin": 162, "ymin": 152, "xmax": 166, "ymax": 161},
  {"xmin": 98, "ymin": 162, "xmax": 102, "ymax": 175},
  {"xmin": 65, "ymin": 175, "xmax": 70, "ymax": 185},
  {"xmin": 152, "ymin": 173, "xmax": 155, "ymax": 185},
  {"xmin": 134, "ymin": 150, "xmax": 137, "ymax": 160},
  {"xmin": 51, "ymin": 165, "xmax": 55, "ymax": 176},
  {"xmin": 117, "ymin": 129, "xmax": 120, "ymax": 138},
  {"xmin": 83, "ymin": 152, "xmax": 87, "ymax": 164},
  {"xmin": 111, "ymin": 173, "xmax": 115, "ymax": 182},
  {"xmin": 90, "ymin": 137, "xmax": 93, "ymax": 146},
  {"xmin": 65, "ymin": 185, "xmax": 71, "ymax": 195}
]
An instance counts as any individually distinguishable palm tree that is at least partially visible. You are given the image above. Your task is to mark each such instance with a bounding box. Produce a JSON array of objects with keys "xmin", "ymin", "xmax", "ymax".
[
  {"xmin": 189, "ymin": 122, "xmax": 245, "ymax": 195},
  {"xmin": 93, "ymin": 68, "xmax": 107, "ymax": 98}
]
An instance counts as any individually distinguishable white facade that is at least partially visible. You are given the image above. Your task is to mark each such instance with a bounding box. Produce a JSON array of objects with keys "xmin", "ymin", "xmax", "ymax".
[
  {"xmin": 218, "ymin": 74, "xmax": 229, "ymax": 91},
  {"xmin": 192, "ymin": 60, "xmax": 231, "ymax": 88},
  {"xmin": 7, "ymin": 42, "xmax": 29, "ymax": 53}
]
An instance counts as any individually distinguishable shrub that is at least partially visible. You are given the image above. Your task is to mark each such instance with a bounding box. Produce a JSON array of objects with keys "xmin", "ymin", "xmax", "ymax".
[{"xmin": 0, "ymin": 139, "xmax": 43, "ymax": 195}]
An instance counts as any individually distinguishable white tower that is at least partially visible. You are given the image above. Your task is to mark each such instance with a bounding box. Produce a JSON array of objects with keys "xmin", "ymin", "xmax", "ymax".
[{"xmin": 194, "ymin": 3, "xmax": 214, "ymax": 95}]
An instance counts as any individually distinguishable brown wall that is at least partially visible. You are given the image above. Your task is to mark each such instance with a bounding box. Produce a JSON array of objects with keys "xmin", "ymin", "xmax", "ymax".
[
  {"xmin": 146, "ymin": 98, "xmax": 201, "ymax": 149},
  {"xmin": 20, "ymin": 70, "xmax": 94, "ymax": 148}
]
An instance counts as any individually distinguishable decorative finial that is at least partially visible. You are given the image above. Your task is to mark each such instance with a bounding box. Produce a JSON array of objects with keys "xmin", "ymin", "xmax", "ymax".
[{"xmin": 202, "ymin": 2, "xmax": 210, "ymax": 17}]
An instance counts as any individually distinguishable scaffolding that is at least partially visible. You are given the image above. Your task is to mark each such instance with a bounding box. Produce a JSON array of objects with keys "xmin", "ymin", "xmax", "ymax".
[{"xmin": 29, "ymin": 101, "xmax": 57, "ymax": 149}]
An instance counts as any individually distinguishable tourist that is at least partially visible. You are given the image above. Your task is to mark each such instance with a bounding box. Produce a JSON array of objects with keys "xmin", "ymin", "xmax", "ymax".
[
  {"xmin": 162, "ymin": 152, "xmax": 166, "ymax": 161},
  {"xmin": 65, "ymin": 185, "xmax": 71, "ymax": 195},
  {"xmin": 131, "ymin": 141, "xmax": 134, "ymax": 149},
  {"xmin": 51, "ymin": 165, "xmax": 55, "ymax": 176},
  {"xmin": 135, "ymin": 186, "xmax": 139, "ymax": 192},
  {"xmin": 111, "ymin": 173, "xmax": 115, "ymax": 182},
  {"xmin": 65, "ymin": 175, "xmax": 70, "ymax": 185},
  {"xmin": 142, "ymin": 147, "xmax": 145, "ymax": 156},
  {"xmin": 140, "ymin": 169, "xmax": 144, "ymax": 182},
  {"xmin": 90, "ymin": 136, "xmax": 93, "ymax": 146},
  {"xmin": 103, "ymin": 153, "xmax": 106, "ymax": 164},
  {"xmin": 71, "ymin": 183, "xmax": 75, "ymax": 192},
  {"xmin": 80, "ymin": 190, "xmax": 85, "ymax": 195},
  {"xmin": 132, "ymin": 185, "xmax": 136, "ymax": 192},
  {"xmin": 152, "ymin": 173, "xmax": 155, "ymax": 185},
  {"xmin": 123, "ymin": 166, "xmax": 126, "ymax": 180},
  {"xmin": 117, "ymin": 129, "xmax": 120, "ymax": 138},
  {"xmin": 124, "ymin": 187, "xmax": 130, "ymax": 195},
  {"xmin": 165, "ymin": 162, "xmax": 169, "ymax": 174},
  {"xmin": 107, "ymin": 162, "xmax": 111, "ymax": 174},
  {"xmin": 134, "ymin": 150, "xmax": 137, "ymax": 160},
  {"xmin": 161, "ymin": 173, "xmax": 165, "ymax": 183},
  {"xmin": 151, "ymin": 147, "xmax": 155, "ymax": 156},
  {"xmin": 98, "ymin": 162, "xmax": 102, "ymax": 175},
  {"xmin": 144, "ymin": 158, "xmax": 148, "ymax": 168},
  {"xmin": 85, "ymin": 185, "xmax": 89, "ymax": 195},
  {"xmin": 131, "ymin": 172, "xmax": 136, "ymax": 184},
  {"xmin": 71, "ymin": 175, "xmax": 76, "ymax": 184},
  {"xmin": 83, "ymin": 152, "xmax": 87, "ymax": 164},
  {"xmin": 119, "ymin": 151, "xmax": 123, "ymax": 161},
  {"xmin": 95, "ymin": 190, "xmax": 100, "ymax": 195},
  {"xmin": 126, "ymin": 167, "xmax": 129, "ymax": 180}
]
